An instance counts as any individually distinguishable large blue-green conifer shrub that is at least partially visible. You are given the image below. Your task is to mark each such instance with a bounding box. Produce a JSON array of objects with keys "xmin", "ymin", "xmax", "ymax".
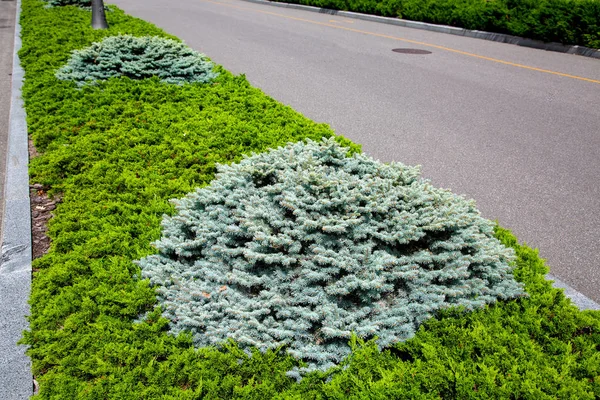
[
  {"xmin": 138, "ymin": 138, "xmax": 527, "ymax": 376},
  {"xmin": 56, "ymin": 35, "xmax": 218, "ymax": 86}
]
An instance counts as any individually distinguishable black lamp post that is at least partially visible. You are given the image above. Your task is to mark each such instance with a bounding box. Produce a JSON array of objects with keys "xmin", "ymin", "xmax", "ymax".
[{"xmin": 91, "ymin": 0, "xmax": 108, "ymax": 29}]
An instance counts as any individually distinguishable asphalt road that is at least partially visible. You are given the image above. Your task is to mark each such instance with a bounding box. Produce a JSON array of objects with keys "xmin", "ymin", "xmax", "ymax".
[{"xmin": 110, "ymin": 0, "xmax": 600, "ymax": 303}]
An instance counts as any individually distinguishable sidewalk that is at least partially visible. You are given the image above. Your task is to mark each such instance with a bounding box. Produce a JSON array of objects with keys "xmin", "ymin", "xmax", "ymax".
[
  {"xmin": 0, "ymin": 0, "xmax": 33, "ymax": 397},
  {"xmin": 0, "ymin": 0, "xmax": 16, "ymax": 239}
]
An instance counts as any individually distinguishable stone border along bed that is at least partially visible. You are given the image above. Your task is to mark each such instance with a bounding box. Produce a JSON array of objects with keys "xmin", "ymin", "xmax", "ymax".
[
  {"xmin": 1, "ymin": 0, "xmax": 599, "ymax": 398},
  {"xmin": 242, "ymin": 0, "xmax": 600, "ymax": 59}
]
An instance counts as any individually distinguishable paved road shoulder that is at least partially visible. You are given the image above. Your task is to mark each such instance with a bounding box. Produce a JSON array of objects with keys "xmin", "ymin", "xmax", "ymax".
[{"xmin": 0, "ymin": 0, "xmax": 33, "ymax": 397}]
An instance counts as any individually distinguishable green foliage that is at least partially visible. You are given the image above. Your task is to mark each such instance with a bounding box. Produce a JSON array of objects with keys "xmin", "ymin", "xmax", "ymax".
[
  {"xmin": 56, "ymin": 35, "xmax": 218, "ymax": 86},
  {"xmin": 19, "ymin": 0, "xmax": 600, "ymax": 397},
  {"xmin": 280, "ymin": 0, "xmax": 600, "ymax": 48},
  {"xmin": 139, "ymin": 138, "xmax": 525, "ymax": 377}
]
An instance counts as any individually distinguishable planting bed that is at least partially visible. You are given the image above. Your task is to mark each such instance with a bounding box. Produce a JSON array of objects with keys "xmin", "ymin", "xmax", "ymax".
[{"xmin": 19, "ymin": 0, "xmax": 600, "ymax": 398}]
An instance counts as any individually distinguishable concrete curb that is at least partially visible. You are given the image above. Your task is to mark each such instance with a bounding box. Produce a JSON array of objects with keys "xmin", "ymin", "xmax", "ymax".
[
  {"xmin": 241, "ymin": 0, "xmax": 600, "ymax": 60},
  {"xmin": 547, "ymin": 274, "xmax": 600, "ymax": 311},
  {"xmin": 0, "ymin": 0, "xmax": 33, "ymax": 397}
]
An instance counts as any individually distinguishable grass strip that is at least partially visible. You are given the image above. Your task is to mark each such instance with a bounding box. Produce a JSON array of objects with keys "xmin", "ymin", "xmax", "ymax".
[{"xmin": 19, "ymin": 0, "xmax": 600, "ymax": 398}]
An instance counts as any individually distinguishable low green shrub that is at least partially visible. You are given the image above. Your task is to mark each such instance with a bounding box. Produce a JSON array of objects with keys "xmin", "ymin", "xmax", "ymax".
[
  {"xmin": 279, "ymin": 0, "xmax": 600, "ymax": 48},
  {"xmin": 19, "ymin": 0, "xmax": 600, "ymax": 397},
  {"xmin": 139, "ymin": 138, "xmax": 525, "ymax": 377},
  {"xmin": 56, "ymin": 35, "xmax": 218, "ymax": 86}
]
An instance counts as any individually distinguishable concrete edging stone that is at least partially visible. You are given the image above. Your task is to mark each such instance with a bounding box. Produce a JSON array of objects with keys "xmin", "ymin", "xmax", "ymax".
[
  {"xmin": 547, "ymin": 274, "xmax": 600, "ymax": 311},
  {"xmin": 0, "ymin": 0, "xmax": 33, "ymax": 397},
  {"xmin": 241, "ymin": 0, "xmax": 600, "ymax": 59}
]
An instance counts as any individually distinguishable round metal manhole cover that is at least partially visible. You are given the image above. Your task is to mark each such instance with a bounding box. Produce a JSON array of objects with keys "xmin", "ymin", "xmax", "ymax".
[{"xmin": 392, "ymin": 48, "xmax": 432, "ymax": 55}]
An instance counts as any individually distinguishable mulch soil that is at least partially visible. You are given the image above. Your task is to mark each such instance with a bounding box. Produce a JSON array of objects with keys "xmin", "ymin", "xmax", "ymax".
[{"xmin": 28, "ymin": 136, "xmax": 57, "ymax": 261}]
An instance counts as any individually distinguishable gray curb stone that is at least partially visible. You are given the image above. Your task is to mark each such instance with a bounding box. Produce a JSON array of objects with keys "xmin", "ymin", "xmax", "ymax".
[
  {"xmin": 0, "ymin": 0, "xmax": 33, "ymax": 397},
  {"xmin": 241, "ymin": 0, "xmax": 600, "ymax": 59},
  {"xmin": 547, "ymin": 274, "xmax": 600, "ymax": 311}
]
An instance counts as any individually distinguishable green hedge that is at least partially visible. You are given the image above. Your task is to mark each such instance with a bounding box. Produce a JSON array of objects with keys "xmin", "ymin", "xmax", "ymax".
[
  {"xmin": 278, "ymin": 0, "xmax": 600, "ymax": 49},
  {"xmin": 19, "ymin": 0, "xmax": 600, "ymax": 398}
]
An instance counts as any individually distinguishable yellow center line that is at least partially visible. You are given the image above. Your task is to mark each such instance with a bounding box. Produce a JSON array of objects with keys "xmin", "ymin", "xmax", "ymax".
[{"xmin": 203, "ymin": 0, "xmax": 600, "ymax": 85}]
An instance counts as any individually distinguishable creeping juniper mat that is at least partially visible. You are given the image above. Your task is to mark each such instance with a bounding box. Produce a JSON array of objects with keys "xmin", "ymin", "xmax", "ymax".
[
  {"xmin": 138, "ymin": 138, "xmax": 526, "ymax": 376},
  {"xmin": 56, "ymin": 35, "xmax": 218, "ymax": 86}
]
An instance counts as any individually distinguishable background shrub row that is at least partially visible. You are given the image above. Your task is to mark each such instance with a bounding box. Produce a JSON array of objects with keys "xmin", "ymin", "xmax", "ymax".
[
  {"xmin": 277, "ymin": 0, "xmax": 600, "ymax": 49},
  {"xmin": 20, "ymin": 0, "xmax": 600, "ymax": 398}
]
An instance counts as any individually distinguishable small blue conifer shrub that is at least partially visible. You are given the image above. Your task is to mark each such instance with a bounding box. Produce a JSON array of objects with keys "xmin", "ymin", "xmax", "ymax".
[
  {"xmin": 138, "ymin": 138, "xmax": 526, "ymax": 375},
  {"xmin": 44, "ymin": 0, "xmax": 91, "ymax": 7},
  {"xmin": 56, "ymin": 35, "xmax": 218, "ymax": 86}
]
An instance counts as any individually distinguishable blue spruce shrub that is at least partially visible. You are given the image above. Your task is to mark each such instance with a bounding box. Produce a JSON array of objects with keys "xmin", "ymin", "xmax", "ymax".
[
  {"xmin": 138, "ymin": 138, "xmax": 526, "ymax": 376},
  {"xmin": 56, "ymin": 35, "xmax": 218, "ymax": 86},
  {"xmin": 44, "ymin": 0, "xmax": 91, "ymax": 7}
]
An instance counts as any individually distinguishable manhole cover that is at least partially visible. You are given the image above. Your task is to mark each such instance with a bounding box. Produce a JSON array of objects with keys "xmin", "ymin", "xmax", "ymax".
[{"xmin": 392, "ymin": 48, "xmax": 432, "ymax": 55}]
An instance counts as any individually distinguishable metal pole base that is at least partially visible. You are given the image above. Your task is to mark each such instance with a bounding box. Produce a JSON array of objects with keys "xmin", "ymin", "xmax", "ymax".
[{"xmin": 91, "ymin": 0, "xmax": 108, "ymax": 29}]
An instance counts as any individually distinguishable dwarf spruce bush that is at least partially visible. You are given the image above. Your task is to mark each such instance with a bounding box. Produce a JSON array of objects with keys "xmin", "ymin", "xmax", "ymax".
[
  {"xmin": 139, "ymin": 138, "xmax": 526, "ymax": 375},
  {"xmin": 56, "ymin": 35, "xmax": 218, "ymax": 86},
  {"xmin": 44, "ymin": 0, "xmax": 90, "ymax": 7}
]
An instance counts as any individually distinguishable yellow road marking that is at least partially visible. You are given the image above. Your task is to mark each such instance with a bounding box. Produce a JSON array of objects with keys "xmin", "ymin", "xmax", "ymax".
[{"xmin": 203, "ymin": 0, "xmax": 600, "ymax": 85}]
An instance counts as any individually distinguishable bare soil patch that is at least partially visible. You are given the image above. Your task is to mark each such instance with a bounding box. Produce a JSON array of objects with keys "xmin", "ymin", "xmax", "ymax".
[{"xmin": 28, "ymin": 136, "xmax": 58, "ymax": 261}]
